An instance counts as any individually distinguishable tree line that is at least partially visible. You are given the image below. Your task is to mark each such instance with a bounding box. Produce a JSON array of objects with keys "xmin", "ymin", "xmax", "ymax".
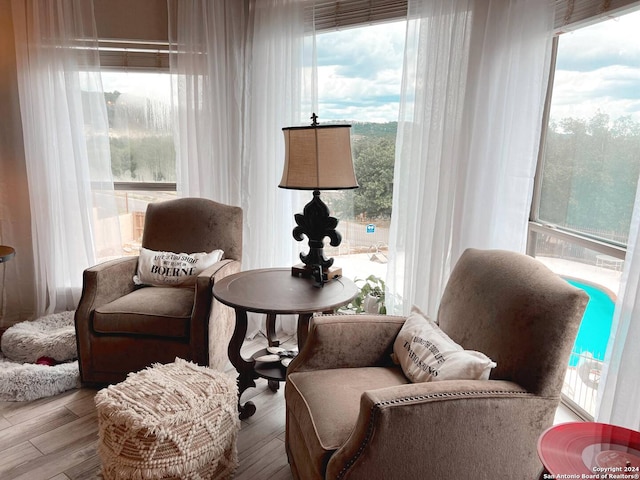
[
  {"xmin": 342, "ymin": 113, "xmax": 640, "ymax": 245},
  {"xmin": 103, "ymin": 86, "xmax": 640, "ymax": 243},
  {"xmin": 539, "ymin": 113, "xmax": 640, "ymax": 243}
]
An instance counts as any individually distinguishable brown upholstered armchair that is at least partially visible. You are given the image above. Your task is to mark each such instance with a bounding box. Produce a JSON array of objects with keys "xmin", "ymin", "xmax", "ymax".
[
  {"xmin": 285, "ymin": 248, "xmax": 589, "ymax": 480},
  {"xmin": 75, "ymin": 197, "xmax": 242, "ymax": 384}
]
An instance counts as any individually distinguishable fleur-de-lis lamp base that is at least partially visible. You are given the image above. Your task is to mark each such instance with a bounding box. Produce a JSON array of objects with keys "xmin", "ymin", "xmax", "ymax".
[{"xmin": 291, "ymin": 190, "xmax": 342, "ymax": 279}]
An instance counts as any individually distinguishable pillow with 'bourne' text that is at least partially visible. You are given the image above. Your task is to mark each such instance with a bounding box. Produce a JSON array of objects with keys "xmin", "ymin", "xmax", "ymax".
[
  {"xmin": 392, "ymin": 306, "xmax": 496, "ymax": 383},
  {"xmin": 133, "ymin": 247, "xmax": 223, "ymax": 287}
]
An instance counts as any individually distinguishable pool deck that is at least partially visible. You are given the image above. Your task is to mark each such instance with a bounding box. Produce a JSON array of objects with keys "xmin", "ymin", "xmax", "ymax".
[{"xmin": 536, "ymin": 256, "xmax": 622, "ymax": 299}]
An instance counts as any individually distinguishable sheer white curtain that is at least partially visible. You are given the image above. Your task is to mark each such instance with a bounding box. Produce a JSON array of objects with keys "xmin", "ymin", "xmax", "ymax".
[
  {"xmin": 387, "ymin": 0, "xmax": 554, "ymax": 317},
  {"xmin": 243, "ymin": 0, "xmax": 311, "ymax": 271},
  {"xmin": 242, "ymin": 0, "xmax": 313, "ymax": 335},
  {"xmin": 169, "ymin": 0, "xmax": 312, "ymax": 336},
  {"xmin": 597, "ymin": 192, "xmax": 640, "ymax": 430},
  {"xmin": 12, "ymin": 0, "xmax": 120, "ymax": 316},
  {"xmin": 167, "ymin": 0, "xmax": 247, "ymax": 204}
]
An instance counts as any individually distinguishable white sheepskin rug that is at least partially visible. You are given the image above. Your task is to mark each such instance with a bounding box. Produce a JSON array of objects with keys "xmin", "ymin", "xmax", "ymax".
[
  {"xmin": 0, "ymin": 310, "xmax": 80, "ymax": 401},
  {"xmin": 0, "ymin": 354, "xmax": 80, "ymax": 401},
  {"xmin": 1, "ymin": 310, "xmax": 77, "ymax": 363}
]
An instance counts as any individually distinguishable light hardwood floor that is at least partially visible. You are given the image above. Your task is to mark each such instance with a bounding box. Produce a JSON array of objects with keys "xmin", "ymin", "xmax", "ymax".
[
  {"xmin": 0, "ymin": 335, "xmax": 295, "ymax": 480},
  {"xmin": 0, "ymin": 332, "xmax": 581, "ymax": 480}
]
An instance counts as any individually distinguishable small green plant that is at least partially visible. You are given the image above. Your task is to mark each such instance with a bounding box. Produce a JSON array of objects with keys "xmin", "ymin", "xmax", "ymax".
[{"xmin": 348, "ymin": 275, "xmax": 386, "ymax": 314}]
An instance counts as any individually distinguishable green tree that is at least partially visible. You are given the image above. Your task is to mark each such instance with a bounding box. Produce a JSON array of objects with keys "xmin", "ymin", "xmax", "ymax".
[
  {"xmin": 539, "ymin": 113, "xmax": 640, "ymax": 243},
  {"xmin": 109, "ymin": 136, "xmax": 138, "ymax": 180},
  {"xmin": 351, "ymin": 136, "xmax": 395, "ymax": 219},
  {"xmin": 326, "ymin": 123, "xmax": 397, "ymax": 220}
]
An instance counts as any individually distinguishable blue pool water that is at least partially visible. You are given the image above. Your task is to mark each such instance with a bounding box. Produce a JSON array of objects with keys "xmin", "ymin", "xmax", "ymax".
[{"xmin": 565, "ymin": 279, "xmax": 615, "ymax": 366}]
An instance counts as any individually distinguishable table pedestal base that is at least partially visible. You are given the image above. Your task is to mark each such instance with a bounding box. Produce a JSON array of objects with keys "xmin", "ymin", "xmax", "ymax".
[
  {"xmin": 215, "ymin": 268, "xmax": 358, "ymax": 419},
  {"xmin": 228, "ymin": 309, "xmax": 311, "ymax": 419}
]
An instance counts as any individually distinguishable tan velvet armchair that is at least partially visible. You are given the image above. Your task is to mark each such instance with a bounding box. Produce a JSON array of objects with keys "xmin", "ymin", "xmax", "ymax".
[
  {"xmin": 285, "ymin": 248, "xmax": 589, "ymax": 480},
  {"xmin": 75, "ymin": 197, "xmax": 242, "ymax": 384}
]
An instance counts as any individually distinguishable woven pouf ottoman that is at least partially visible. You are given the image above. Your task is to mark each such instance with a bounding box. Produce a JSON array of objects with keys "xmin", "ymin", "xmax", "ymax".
[{"xmin": 95, "ymin": 358, "xmax": 240, "ymax": 480}]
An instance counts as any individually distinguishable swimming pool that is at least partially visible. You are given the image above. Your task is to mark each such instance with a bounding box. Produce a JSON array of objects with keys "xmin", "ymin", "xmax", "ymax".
[{"xmin": 565, "ymin": 279, "xmax": 615, "ymax": 366}]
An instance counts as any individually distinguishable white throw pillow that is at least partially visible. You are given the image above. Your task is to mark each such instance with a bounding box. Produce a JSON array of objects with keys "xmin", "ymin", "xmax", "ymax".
[
  {"xmin": 133, "ymin": 247, "xmax": 224, "ymax": 287},
  {"xmin": 393, "ymin": 306, "xmax": 496, "ymax": 383}
]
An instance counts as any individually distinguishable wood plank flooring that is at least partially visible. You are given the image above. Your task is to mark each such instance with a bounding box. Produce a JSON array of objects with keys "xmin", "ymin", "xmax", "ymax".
[
  {"xmin": 0, "ymin": 335, "xmax": 295, "ymax": 480},
  {"xmin": 0, "ymin": 331, "xmax": 580, "ymax": 480}
]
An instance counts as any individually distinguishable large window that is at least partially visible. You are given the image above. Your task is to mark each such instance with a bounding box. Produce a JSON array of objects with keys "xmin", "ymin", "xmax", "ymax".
[
  {"xmin": 94, "ymin": 18, "xmax": 408, "ymax": 265},
  {"xmin": 98, "ymin": 69, "xmax": 176, "ymax": 258},
  {"xmin": 102, "ymin": 71, "xmax": 175, "ymax": 184},
  {"xmin": 315, "ymin": 20, "xmax": 406, "ymax": 286},
  {"xmin": 529, "ymin": 8, "xmax": 640, "ymax": 419}
]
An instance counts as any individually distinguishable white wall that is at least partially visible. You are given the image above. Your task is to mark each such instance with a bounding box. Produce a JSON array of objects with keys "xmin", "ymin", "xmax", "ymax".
[{"xmin": 0, "ymin": 0, "xmax": 37, "ymax": 326}]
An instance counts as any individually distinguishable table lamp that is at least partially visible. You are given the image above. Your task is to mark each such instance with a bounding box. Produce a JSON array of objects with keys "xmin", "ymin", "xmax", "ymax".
[{"xmin": 279, "ymin": 113, "xmax": 358, "ymax": 281}]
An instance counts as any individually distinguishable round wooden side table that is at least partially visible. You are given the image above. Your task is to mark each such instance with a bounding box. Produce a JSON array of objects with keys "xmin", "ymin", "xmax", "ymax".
[{"xmin": 213, "ymin": 268, "xmax": 358, "ymax": 419}]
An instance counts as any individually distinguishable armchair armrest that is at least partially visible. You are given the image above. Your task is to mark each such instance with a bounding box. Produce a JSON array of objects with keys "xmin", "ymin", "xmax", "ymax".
[
  {"xmin": 287, "ymin": 314, "xmax": 407, "ymax": 374},
  {"xmin": 193, "ymin": 259, "xmax": 241, "ymax": 321},
  {"xmin": 76, "ymin": 256, "xmax": 138, "ymax": 317},
  {"xmin": 327, "ymin": 379, "xmax": 553, "ymax": 480},
  {"xmin": 197, "ymin": 258, "xmax": 240, "ymax": 285},
  {"xmin": 193, "ymin": 259, "xmax": 241, "ymax": 369},
  {"xmin": 75, "ymin": 257, "xmax": 138, "ymax": 374}
]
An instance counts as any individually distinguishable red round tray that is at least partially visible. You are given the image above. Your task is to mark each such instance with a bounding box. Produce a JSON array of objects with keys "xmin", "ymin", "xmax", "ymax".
[{"xmin": 538, "ymin": 422, "xmax": 640, "ymax": 476}]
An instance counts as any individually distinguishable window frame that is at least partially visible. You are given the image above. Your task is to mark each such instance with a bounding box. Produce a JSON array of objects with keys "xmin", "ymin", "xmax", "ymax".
[
  {"xmin": 100, "ymin": 1, "xmax": 640, "ymax": 228},
  {"xmin": 526, "ymin": 32, "xmax": 628, "ymax": 264},
  {"xmin": 526, "ymin": 9, "xmax": 640, "ymax": 419}
]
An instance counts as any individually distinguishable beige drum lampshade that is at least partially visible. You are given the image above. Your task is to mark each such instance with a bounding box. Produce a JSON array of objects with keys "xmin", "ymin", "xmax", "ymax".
[{"xmin": 279, "ymin": 124, "xmax": 358, "ymax": 191}]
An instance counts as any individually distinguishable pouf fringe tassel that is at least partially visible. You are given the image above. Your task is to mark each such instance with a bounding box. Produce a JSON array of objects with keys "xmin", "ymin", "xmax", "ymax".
[{"xmin": 96, "ymin": 359, "xmax": 239, "ymax": 480}]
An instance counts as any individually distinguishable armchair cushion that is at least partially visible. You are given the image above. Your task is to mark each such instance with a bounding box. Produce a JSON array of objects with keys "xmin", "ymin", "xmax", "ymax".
[
  {"xmin": 93, "ymin": 287, "xmax": 193, "ymax": 338},
  {"xmin": 133, "ymin": 247, "xmax": 223, "ymax": 286},
  {"xmin": 286, "ymin": 366, "xmax": 409, "ymax": 478},
  {"xmin": 393, "ymin": 306, "xmax": 496, "ymax": 382}
]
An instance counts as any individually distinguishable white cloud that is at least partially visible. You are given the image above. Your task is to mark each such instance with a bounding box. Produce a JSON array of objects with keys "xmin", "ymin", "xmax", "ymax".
[
  {"xmin": 321, "ymin": 102, "xmax": 400, "ymax": 124},
  {"xmin": 318, "ymin": 65, "xmax": 402, "ymax": 100},
  {"xmin": 316, "ymin": 10, "xmax": 640, "ymax": 125},
  {"xmin": 316, "ymin": 21, "xmax": 406, "ymax": 123},
  {"xmin": 559, "ymin": 9, "xmax": 640, "ymax": 65},
  {"xmin": 551, "ymin": 9, "xmax": 640, "ymax": 123},
  {"xmin": 101, "ymin": 71, "xmax": 170, "ymax": 102}
]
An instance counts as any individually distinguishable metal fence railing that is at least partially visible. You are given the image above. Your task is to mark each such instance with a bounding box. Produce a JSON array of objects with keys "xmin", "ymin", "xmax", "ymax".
[{"xmin": 562, "ymin": 349, "xmax": 603, "ymax": 419}]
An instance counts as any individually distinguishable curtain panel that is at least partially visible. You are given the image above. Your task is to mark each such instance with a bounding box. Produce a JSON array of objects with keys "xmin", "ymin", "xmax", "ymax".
[
  {"xmin": 241, "ymin": 0, "xmax": 314, "ymax": 335},
  {"xmin": 11, "ymin": 0, "xmax": 120, "ymax": 315},
  {"xmin": 597, "ymin": 182, "xmax": 640, "ymax": 430},
  {"xmin": 169, "ymin": 0, "xmax": 314, "ymax": 336},
  {"xmin": 242, "ymin": 0, "xmax": 312, "ymax": 273},
  {"xmin": 168, "ymin": 0, "xmax": 311, "ymax": 273},
  {"xmin": 387, "ymin": 0, "xmax": 555, "ymax": 317},
  {"xmin": 167, "ymin": 0, "xmax": 247, "ymax": 205}
]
